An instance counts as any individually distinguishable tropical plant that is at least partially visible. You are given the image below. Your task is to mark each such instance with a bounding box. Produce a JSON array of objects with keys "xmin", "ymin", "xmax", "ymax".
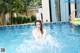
[
  {"xmin": 9, "ymin": 17, "xmax": 16, "ymax": 24},
  {"xmin": 16, "ymin": 16, "xmax": 22, "ymax": 24},
  {"xmin": 9, "ymin": 0, "xmax": 24, "ymax": 24},
  {"xmin": 0, "ymin": 0, "xmax": 10, "ymax": 25},
  {"xmin": 0, "ymin": 0, "xmax": 42, "ymax": 25},
  {"xmin": 22, "ymin": 0, "xmax": 32, "ymax": 16},
  {"xmin": 29, "ymin": 0, "xmax": 42, "ymax": 7},
  {"xmin": 31, "ymin": 15, "xmax": 36, "ymax": 22},
  {"xmin": 22, "ymin": 16, "xmax": 30, "ymax": 23}
]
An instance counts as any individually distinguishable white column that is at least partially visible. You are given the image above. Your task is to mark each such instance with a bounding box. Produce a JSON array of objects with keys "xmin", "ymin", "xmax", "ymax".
[
  {"xmin": 60, "ymin": 0, "xmax": 69, "ymax": 22},
  {"xmin": 42, "ymin": 0, "xmax": 50, "ymax": 23},
  {"xmin": 70, "ymin": 1, "xmax": 75, "ymax": 20}
]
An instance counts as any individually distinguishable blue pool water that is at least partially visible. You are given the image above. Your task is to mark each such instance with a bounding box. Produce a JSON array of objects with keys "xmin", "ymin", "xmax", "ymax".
[{"xmin": 0, "ymin": 22, "xmax": 80, "ymax": 53}]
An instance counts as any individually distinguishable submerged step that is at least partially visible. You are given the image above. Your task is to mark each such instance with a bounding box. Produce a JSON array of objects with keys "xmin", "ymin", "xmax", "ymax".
[{"xmin": 0, "ymin": 48, "xmax": 5, "ymax": 52}]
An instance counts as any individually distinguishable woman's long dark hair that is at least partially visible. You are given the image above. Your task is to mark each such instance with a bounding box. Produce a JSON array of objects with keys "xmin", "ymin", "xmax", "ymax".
[{"xmin": 35, "ymin": 20, "xmax": 43, "ymax": 34}]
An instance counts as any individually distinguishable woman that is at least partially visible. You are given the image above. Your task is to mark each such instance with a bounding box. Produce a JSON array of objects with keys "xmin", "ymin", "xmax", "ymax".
[
  {"xmin": 32, "ymin": 20, "xmax": 47, "ymax": 42},
  {"xmin": 32, "ymin": 20, "xmax": 55, "ymax": 46}
]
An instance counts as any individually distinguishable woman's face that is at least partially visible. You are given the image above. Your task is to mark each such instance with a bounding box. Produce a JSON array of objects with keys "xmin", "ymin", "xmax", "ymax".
[{"xmin": 36, "ymin": 22, "xmax": 41, "ymax": 29}]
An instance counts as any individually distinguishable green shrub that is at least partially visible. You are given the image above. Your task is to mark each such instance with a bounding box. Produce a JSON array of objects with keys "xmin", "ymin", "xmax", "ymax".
[
  {"xmin": 26, "ymin": 16, "xmax": 30, "ymax": 23},
  {"xmin": 9, "ymin": 17, "xmax": 16, "ymax": 24},
  {"xmin": 22, "ymin": 16, "xmax": 30, "ymax": 23},
  {"xmin": 31, "ymin": 15, "xmax": 36, "ymax": 22},
  {"xmin": 17, "ymin": 16, "xmax": 23, "ymax": 24},
  {"xmin": 22, "ymin": 16, "xmax": 27, "ymax": 23},
  {"xmin": 9, "ymin": 15, "xmax": 31, "ymax": 24}
]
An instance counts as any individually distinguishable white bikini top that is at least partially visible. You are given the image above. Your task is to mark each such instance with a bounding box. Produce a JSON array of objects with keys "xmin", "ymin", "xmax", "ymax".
[{"xmin": 32, "ymin": 29, "xmax": 47, "ymax": 39}]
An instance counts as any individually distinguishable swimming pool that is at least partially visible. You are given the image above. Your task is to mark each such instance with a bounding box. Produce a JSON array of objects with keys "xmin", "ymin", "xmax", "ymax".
[{"xmin": 0, "ymin": 22, "xmax": 80, "ymax": 53}]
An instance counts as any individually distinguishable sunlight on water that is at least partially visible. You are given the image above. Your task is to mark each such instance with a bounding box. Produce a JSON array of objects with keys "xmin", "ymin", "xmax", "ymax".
[
  {"xmin": 16, "ymin": 35, "xmax": 63, "ymax": 53},
  {"xmin": 0, "ymin": 22, "xmax": 79, "ymax": 53}
]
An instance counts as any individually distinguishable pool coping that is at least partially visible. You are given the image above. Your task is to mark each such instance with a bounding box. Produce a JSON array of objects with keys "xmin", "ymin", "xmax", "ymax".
[{"xmin": 0, "ymin": 21, "xmax": 69, "ymax": 28}]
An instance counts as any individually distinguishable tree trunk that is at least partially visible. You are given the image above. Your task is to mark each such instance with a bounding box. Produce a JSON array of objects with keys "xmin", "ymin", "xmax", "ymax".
[
  {"xmin": 26, "ymin": 10, "xmax": 28, "ymax": 16},
  {"xmin": 10, "ymin": 12, "xmax": 14, "ymax": 24},
  {"xmin": 2, "ymin": 12, "xmax": 7, "ymax": 25},
  {"xmin": 10, "ymin": 12, "xmax": 17, "ymax": 25}
]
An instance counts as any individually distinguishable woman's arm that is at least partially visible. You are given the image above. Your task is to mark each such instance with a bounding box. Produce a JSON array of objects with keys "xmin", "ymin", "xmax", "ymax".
[
  {"xmin": 32, "ymin": 30, "xmax": 41, "ymax": 41},
  {"xmin": 32, "ymin": 30, "xmax": 37, "ymax": 40},
  {"xmin": 42, "ymin": 29, "xmax": 47, "ymax": 39}
]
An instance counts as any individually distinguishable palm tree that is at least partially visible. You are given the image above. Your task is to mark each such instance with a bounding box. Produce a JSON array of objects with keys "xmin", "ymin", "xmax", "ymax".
[
  {"xmin": 9, "ymin": 0, "xmax": 24, "ymax": 17},
  {"xmin": 30, "ymin": 0, "xmax": 42, "ymax": 7},
  {"xmin": 0, "ymin": 0, "xmax": 9, "ymax": 25},
  {"xmin": 22, "ymin": 0, "xmax": 42, "ymax": 16},
  {"xmin": 29, "ymin": 0, "xmax": 42, "ymax": 13},
  {"xmin": 22, "ymin": 0, "xmax": 32, "ymax": 16},
  {"xmin": 8, "ymin": 0, "xmax": 24, "ymax": 24},
  {"xmin": 0, "ymin": 0, "xmax": 42, "ymax": 25}
]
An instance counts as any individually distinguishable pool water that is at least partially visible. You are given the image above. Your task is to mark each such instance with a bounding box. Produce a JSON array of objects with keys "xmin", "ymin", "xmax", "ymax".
[{"xmin": 0, "ymin": 22, "xmax": 80, "ymax": 53}]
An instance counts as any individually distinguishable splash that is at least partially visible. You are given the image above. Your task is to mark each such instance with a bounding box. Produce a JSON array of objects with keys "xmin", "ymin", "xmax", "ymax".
[{"xmin": 16, "ymin": 35, "xmax": 63, "ymax": 53}]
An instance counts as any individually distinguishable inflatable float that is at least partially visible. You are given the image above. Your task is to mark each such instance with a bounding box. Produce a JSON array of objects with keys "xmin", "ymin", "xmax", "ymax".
[{"xmin": 70, "ymin": 18, "xmax": 80, "ymax": 26}]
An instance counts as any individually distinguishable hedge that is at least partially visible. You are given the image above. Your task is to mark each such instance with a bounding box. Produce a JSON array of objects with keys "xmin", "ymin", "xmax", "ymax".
[
  {"xmin": 9, "ymin": 15, "xmax": 36, "ymax": 24},
  {"xmin": 31, "ymin": 15, "xmax": 36, "ymax": 22}
]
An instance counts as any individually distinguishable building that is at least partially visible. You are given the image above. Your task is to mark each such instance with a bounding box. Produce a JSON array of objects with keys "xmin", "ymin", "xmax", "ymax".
[{"xmin": 42, "ymin": 0, "xmax": 80, "ymax": 22}]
